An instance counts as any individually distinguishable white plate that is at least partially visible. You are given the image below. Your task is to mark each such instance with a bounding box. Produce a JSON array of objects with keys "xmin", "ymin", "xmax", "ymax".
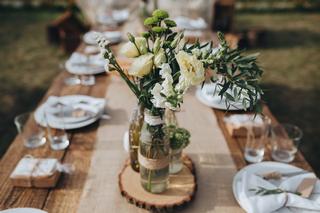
[
  {"xmin": 83, "ymin": 31, "xmax": 122, "ymax": 45},
  {"xmin": 0, "ymin": 208, "xmax": 47, "ymax": 213},
  {"xmin": 34, "ymin": 95, "xmax": 105, "ymax": 130},
  {"xmin": 196, "ymin": 87, "xmax": 245, "ymax": 110},
  {"xmin": 232, "ymin": 162, "xmax": 304, "ymax": 213},
  {"xmin": 65, "ymin": 52, "xmax": 105, "ymax": 75}
]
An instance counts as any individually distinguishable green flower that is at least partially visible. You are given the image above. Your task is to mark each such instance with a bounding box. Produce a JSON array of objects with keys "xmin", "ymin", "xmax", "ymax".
[
  {"xmin": 144, "ymin": 17, "xmax": 159, "ymax": 26},
  {"xmin": 164, "ymin": 19, "xmax": 177, "ymax": 28},
  {"xmin": 141, "ymin": 32, "xmax": 150, "ymax": 39},
  {"xmin": 166, "ymin": 125, "xmax": 191, "ymax": 150},
  {"xmin": 152, "ymin": 26, "xmax": 166, "ymax": 33},
  {"xmin": 152, "ymin": 9, "xmax": 169, "ymax": 20}
]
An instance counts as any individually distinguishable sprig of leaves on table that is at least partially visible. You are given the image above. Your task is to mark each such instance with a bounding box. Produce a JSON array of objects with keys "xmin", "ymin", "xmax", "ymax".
[
  {"xmin": 250, "ymin": 187, "xmax": 302, "ymax": 196},
  {"xmin": 183, "ymin": 33, "xmax": 264, "ymax": 112}
]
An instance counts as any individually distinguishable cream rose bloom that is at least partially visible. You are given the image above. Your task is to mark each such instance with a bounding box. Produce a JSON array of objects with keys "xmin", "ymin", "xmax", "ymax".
[
  {"xmin": 120, "ymin": 42, "xmax": 139, "ymax": 58},
  {"xmin": 176, "ymin": 51, "xmax": 205, "ymax": 86},
  {"xmin": 128, "ymin": 53, "xmax": 154, "ymax": 77}
]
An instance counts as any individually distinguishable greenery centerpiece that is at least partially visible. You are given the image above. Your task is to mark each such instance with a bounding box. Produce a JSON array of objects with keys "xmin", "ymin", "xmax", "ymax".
[{"xmin": 96, "ymin": 9, "xmax": 263, "ymax": 193}]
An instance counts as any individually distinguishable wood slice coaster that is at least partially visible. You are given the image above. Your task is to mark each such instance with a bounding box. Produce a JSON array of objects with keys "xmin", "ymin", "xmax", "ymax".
[{"xmin": 118, "ymin": 155, "xmax": 196, "ymax": 211}]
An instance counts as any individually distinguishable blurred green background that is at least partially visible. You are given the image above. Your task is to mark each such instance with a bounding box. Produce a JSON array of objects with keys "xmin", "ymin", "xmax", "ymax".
[{"xmin": 0, "ymin": 0, "xmax": 319, "ymax": 173}]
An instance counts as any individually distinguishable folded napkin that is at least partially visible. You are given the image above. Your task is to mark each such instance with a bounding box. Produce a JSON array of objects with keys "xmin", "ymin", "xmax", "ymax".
[
  {"xmin": 44, "ymin": 96, "xmax": 105, "ymax": 127},
  {"xmin": 224, "ymin": 114, "xmax": 264, "ymax": 128},
  {"xmin": 224, "ymin": 114, "xmax": 265, "ymax": 137},
  {"xmin": 238, "ymin": 171, "xmax": 320, "ymax": 213},
  {"xmin": 65, "ymin": 52, "xmax": 105, "ymax": 75}
]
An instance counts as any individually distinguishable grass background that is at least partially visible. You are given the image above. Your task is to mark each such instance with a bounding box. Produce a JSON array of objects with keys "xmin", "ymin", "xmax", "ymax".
[{"xmin": 0, "ymin": 7, "xmax": 319, "ymax": 172}]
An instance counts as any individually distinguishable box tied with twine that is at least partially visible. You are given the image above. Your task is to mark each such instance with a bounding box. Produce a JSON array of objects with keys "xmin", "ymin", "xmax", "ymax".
[{"xmin": 10, "ymin": 155, "xmax": 74, "ymax": 188}]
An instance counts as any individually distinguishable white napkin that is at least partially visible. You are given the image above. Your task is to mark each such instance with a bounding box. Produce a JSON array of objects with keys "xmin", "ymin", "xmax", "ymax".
[
  {"xmin": 44, "ymin": 96, "xmax": 105, "ymax": 126},
  {"xmin": 224, "ymin": 114, "xmax": 264, "ymax": 128},
  {"xmin": 238, "ymin": 171, "xmax": 320, "ymax": 213},
  {"xmin": 65, "ymin": 52, "xmax": 105, "ymax": 75}
]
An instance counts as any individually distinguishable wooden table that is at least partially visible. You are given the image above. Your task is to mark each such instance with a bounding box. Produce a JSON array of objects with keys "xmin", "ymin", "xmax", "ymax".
[{"xmin": 0, "ymin": 41, "xmax": 314, "ymax": 213}]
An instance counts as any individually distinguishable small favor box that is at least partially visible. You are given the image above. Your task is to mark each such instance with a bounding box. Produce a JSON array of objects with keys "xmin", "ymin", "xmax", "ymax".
[
  {"xmin": 224, "ymin": 114, "xmax": 264, "ymax": 137},
  {"xmin": 10, "ymin": 157, "xmax": 61, "ymax": 188}
]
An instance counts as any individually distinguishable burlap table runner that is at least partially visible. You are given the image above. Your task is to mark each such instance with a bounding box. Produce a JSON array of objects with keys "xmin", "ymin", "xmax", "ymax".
[{"xmin": 77, "ymin": 75, "xmax": 244, "ymax": 212}]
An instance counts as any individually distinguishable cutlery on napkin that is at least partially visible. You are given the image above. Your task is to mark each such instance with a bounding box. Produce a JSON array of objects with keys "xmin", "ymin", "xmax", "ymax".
[{"xmin": 237, "ymin": 171, "xmax": 320, "ymax": 213}]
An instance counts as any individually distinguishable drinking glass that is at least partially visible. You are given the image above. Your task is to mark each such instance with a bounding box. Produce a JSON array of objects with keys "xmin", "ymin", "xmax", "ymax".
[
  {"xmin": 80, "ymin": 75, "xmax": 96, "ymax": 86},
  {"xmin": 244, "ymin": 117, "xmax": 271, "ymax": 163},
  {"xmin": 271, "ymin": 123, "xmax": 303, "ymax": 163},
  {"xmin": 45, "ymin": 105, "xmax": 70, "ymax": 150},
  {"xmin": 60, "ymin": 62, "xmax": 81, "ymax": 86},
  {"xmin": 14, "ymin": 112, "xmax": 46, "ymax": 148}
]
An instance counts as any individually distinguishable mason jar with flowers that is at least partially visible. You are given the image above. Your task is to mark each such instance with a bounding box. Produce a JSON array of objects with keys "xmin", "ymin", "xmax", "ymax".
[{"xmin": 96, "ymin": 9, "xmax": 263, "ymax": 193}]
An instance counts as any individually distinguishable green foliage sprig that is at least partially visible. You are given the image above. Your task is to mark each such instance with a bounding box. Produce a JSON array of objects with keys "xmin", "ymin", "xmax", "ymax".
[{"xmin": 250, "ymin": 187, "xmax": 302, "ymax": 196}]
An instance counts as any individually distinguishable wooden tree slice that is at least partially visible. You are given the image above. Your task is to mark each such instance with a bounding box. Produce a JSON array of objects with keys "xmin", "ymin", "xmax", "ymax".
[{"xmin": 118, "ymin": 155, "xmax": 196, "ymax": 211}]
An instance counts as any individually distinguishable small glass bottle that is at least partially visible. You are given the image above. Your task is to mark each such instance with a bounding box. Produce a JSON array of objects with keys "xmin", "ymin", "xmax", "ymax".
[
  {"xmin": 164, "ymin": 109, "xmax": 184, "ymax": 174},
  {"xmin": 129, "ymin": 104, "xmax": 144, "ymax": 172},
  {"xmin": 139, "ymin": 109, "xmax": 170, "ymax": 193}
]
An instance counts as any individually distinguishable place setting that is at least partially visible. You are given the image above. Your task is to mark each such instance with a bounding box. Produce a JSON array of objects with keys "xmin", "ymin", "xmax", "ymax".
[
  {"xmin": 223, "ymin": 111, "xmax": 320, "ymax": 212},
  {"xmin": 63, "ymin": 48, "xmax": 108, "ymax": 86}
]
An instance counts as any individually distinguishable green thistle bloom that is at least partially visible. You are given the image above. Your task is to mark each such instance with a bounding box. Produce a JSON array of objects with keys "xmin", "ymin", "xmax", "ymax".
[
  {"xmin": 141, "ymin": 32, "xmax": 150, "ymax": 39},
  {"xmin": 164, "ymin": 19, "xmax": 177, "ymax": 28},
  {"xmin": 152, "ymin": 26, "xmax": 166, "ymax": 33},
  {"xmin": 144, "ymin": 17, "xmax": 159, "ymax": 26},
  {"xmin": 152, "ymin": 9, "xmax": 169, "ymax": 20}
]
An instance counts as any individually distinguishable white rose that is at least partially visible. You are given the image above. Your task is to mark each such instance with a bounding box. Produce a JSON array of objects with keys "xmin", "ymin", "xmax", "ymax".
[
  {"xmin": 176, "ymin": 51, "xmax": 205, "ymax": 86},
  {"xmin": 120, "ymin": 42, "xmax": 139, "ymax": 58},
  {"xmin": 128, "ymin": 53, "xmax": 154, "ymax": 77},
  {"xmin": 154, "ymin": 48, "xmax": 166, "ymax": 68}
]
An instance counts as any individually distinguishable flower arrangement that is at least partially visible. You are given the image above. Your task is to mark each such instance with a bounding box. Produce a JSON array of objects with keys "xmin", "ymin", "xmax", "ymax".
[
  {"xmin": 96, "ymin": 9, "xmax": 264, "ymax": 193},
  {"xmin": 96, "ymin": 9, "xmax": 264, "ymax": 116}
]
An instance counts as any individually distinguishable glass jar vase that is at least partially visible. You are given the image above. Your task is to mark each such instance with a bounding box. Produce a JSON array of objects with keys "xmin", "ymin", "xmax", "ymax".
[
  {"xmin": 139, "ymin": 109, "xmax": 170, "ymax": 193},
  {"xmin": 129, "ymin": 104, "xmax": 144, "ymax": 172},
  {"xmin": 169, "ymin": 148, "xmax": 183, "ymax": 174}
]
